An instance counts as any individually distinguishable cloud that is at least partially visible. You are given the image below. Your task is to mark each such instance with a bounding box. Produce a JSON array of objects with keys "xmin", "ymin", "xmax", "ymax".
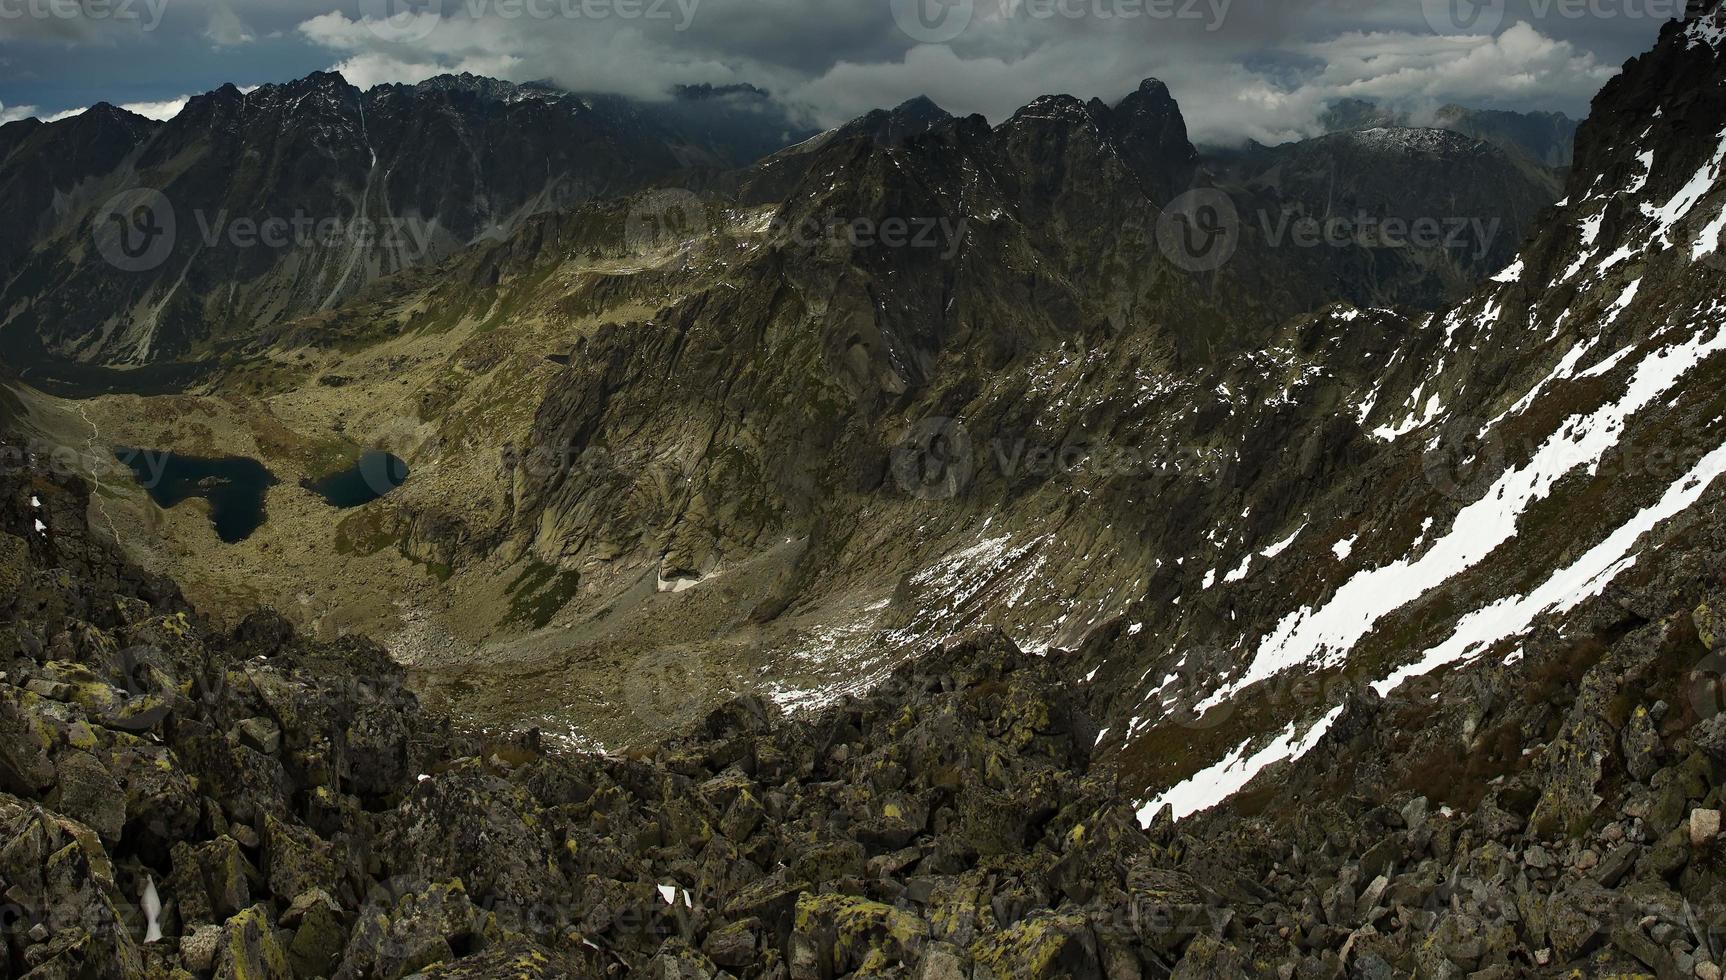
[
  {"xmin": 0, "ymin": 102, "xmax": 41, "ymax": 124},
  {"xmin": 786, "ymin": 21, "xmax": 1612, "ymax": 145},
  {"xmin": 1302, "ymin": 22, "xmax": 1615, "ymax": 108},
  {"xmin": 204, "ymin": 3, "xmax": 257, "ymax": 45},
  {"xmin": 118, "ymin": 96, "xmax": 193, "ymax": 120},
  {"xmin": 1, "ymin": 0, "xmax": 1668, "ymax": 145},
  {"xmin": 295, "ymin": 8, "xmax": 808, "ymax": 104}
]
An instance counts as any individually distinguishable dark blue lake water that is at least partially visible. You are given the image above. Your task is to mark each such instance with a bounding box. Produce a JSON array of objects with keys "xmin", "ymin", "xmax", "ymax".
[
  {"xmin": 114, "ymin": 449, "xmax": 277, "ymax": 544},
  {"xmin": 306, "ymin": 451, "xmax": 410, "ymax": 508}
]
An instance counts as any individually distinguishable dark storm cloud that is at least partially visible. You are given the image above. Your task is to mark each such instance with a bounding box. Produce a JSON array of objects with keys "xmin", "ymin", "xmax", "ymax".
[{"xmin": 0, "ymin": 0, "xmax": 1675, "ymax": 140}]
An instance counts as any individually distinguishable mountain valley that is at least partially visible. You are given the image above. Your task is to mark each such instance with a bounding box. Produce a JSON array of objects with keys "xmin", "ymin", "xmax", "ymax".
[{"xmin": 5, "ymin": 1, "xmax": 1726, "ymax": 975}]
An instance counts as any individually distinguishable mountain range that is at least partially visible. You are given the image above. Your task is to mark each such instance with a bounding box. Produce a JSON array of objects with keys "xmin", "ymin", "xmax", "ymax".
[
  {"xmin": 1320, "ymin": 98, "xmax": 1581, "ymax": 168},
  {"xmin": 3, "ymin": 0, "xmax": 1726, "ymax": 975},
  {"xmin": 0, "ymin": 73, "xmax": 812, "ymax": 368}
]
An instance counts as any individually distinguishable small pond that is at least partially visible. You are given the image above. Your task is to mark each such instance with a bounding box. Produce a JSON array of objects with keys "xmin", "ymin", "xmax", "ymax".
[
  {"xmin": 305, "ymin": 451, "xmax": 411, "ymax": 508},
  {"xmin": 114, "ymin": 448, "xmax": 278, "ymax": 544}
]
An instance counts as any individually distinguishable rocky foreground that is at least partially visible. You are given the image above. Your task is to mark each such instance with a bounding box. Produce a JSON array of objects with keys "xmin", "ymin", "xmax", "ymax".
[{"xmin": 10, "ymin": 444, "xmax": 1726, "ymax": 979}]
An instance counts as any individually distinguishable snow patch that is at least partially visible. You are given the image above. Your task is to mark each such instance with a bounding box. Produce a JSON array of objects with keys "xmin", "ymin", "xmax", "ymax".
[
  {"xmin": 1644, "ymin": 131, "xmax": 1726, "ymax": 248},
  {"xmin": 1209, "ymin": 320, "xmax": 1726, "ymax": 708},
  {"xmin": 1377, "ymin": 432, "xmax": 1726, "ymax": 695},
  {"xmin": 1136, "ymin": 704, "xmax": 1345, "ymax": 824}
]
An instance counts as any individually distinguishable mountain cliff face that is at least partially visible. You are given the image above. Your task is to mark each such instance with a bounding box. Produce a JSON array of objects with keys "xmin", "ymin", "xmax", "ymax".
[
  {"xmin": 14, "ymin": 377, "xmax": 1726, "ymax": 977},
  {"xmin": 1321, "ymin": 97, "xmax": 1581, "ymax": 168},
  {"xmin": 471, "ymin": 81, "xmax": 1560, "ymax": 604},
  {"xmin": 0, "ymin": 73, "xmax": 809, "ymax": 367},
  {"xmin": 108, "ymin": 64, "xmax": 1571, "ymax": 754},
  {"xmin": 1433, "ymin": 105, "xmax": 1581, "ymax": 169},
  {"xmin": 0, "ymin": 103, "xmax": 158, "ymax": 274},
  {"xmin": 374, "ymin": 0, "xmax": 1725, "ymax": 813},
  {"xmin": 1082, "ymin": 0, "xmax": 1726, "ymax": 802},
  {"xmin": 3, "ymin": 1, "xmax": 1726, "ymax": 975}
]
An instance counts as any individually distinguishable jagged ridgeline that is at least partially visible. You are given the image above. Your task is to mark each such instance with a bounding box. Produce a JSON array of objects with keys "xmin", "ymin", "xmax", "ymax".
[
  {"xmin": 5, "ymin": 367, "xmax": 1726, "ymax": 973},
  {"xmin": 4, "ymin": 0, "xmax": 1726, "ymax": 975},
  {"xmin": 0, "ymin": 74, "xmax": 812, "ymax": 367}
]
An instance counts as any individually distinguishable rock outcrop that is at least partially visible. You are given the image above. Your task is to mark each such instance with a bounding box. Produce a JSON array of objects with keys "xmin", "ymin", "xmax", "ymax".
[{"xmin": 15, "ymin": 402, "xmax": 1726, "ymax": 977}]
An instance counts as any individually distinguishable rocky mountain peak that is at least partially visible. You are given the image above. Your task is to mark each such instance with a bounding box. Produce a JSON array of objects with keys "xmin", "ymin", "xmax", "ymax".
[
  {"xmin": 1340, "ymin": 126, "xmax": 1490, "ymax": 156},
  {"xmin": 1109, "ymin": 75, "xmax": 1198, "ymax": 203},
  {"xmin": 674, "ymin": 81, "xmax": 772, "ymax": 101},
  {"xmin": 813, "ymin": 95, "xmax": 955, "ymax": 153},
  {"xmin": 1008, "ymin": 93, "xmax": 1096, "ymax": 124}
]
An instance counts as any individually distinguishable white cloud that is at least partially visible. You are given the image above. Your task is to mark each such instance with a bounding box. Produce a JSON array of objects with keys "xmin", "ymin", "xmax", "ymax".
[
  {"xmin": 792, "ymin": 21, "xmax": 1614, "ymax": 145},
  {"xmin": 296, "ymin": 10, "xmax": 804, "ymax": 104},
  {"xmin": 1302, "ymin": 22, "xmax": 1614, "ymax": 109},
  {"xmin": 205, "ymin": 3, "xmax": 257, "ymax": 46},
  {"xmin": 0, "ymin": 102, "xmax": 40, "ymax": 124},
  {"xmin": 2, "ymin": 0, "xmax": 1629, "ymax": 145},
  {"xmin": 120, "ymin": 97, "xmax": 193, "ymax": 120},
  {"xmin": 324, "ymin": 52, "xmax": 525, "ymax": 90}
]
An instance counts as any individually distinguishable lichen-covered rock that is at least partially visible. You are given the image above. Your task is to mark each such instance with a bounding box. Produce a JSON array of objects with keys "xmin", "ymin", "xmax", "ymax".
[
  {"xmin": 261, "ymin": 814, "xmax": 337, "ymax": 901},
  {"xmin": 792, "ymin": 892, "xmax": 927, "ymax": 978},
  {"xmin": 214, "ymin": 904, "xmax": 291, "ymax": 980},
  {"xmin": 181, "ymin": 923, "xmax": 223, "ymax": 972},
  {"xmin": 969, "ymin": 911, "xmax": 1101, "ymax": 980},
  {"xmin": 21, "ymin": 315, "xmax": 1726, "ymax": 980}
]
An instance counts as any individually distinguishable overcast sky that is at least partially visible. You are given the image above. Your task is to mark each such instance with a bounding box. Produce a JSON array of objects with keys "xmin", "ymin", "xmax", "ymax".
[{"xmin": 0, "ymin": 0, "xmax": 1678, "ymax": 145}]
